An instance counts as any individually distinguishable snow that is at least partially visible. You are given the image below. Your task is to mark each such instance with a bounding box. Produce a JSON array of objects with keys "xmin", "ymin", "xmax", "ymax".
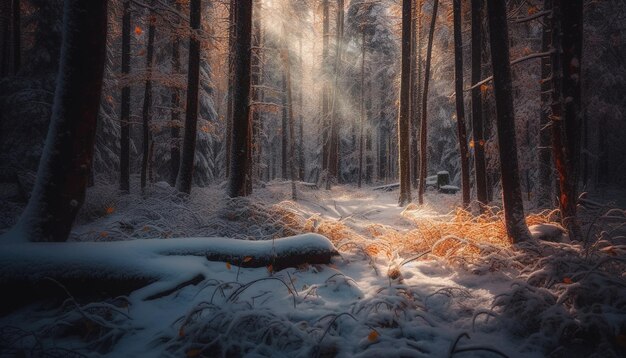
[
  {"xmin": 0, "ymin": 233, "xmax": 336, "ymax": 300},
  {"xmin": 529, "ymin": 223, "xmax": 566, "ymax": 242},
  {"xmin": 1, "ymin": 183, "xmax": 624, "ymax": 357}
]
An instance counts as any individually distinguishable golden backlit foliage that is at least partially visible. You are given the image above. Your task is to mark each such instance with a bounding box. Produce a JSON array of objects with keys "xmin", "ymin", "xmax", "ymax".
[{"xmin": 268, "ymin": 201, "xmax": 560, "ymax": 266}]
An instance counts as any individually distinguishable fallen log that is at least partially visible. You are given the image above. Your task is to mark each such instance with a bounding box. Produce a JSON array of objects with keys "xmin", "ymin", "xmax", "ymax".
[
  {"xmin": 0, "ymin": 234, "xmax": 339, "ymax": 314},
  {"xmin": 373, "ymin": 183, "xmax": 400, "ymax": 192}
]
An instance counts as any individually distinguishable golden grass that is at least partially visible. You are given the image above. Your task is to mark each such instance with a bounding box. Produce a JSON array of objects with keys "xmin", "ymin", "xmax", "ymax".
[{"xmin": 268, "ymin": 200, "xmax": 561, "ymax": 265}]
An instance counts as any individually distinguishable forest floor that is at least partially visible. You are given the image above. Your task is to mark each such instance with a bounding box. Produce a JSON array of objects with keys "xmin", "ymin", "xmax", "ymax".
[{"xmin": 1, "ymin": 181, "xmax": 626, "ymax": 357}]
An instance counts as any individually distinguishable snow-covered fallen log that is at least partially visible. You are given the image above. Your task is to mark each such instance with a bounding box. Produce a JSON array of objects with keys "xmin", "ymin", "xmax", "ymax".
[
  {"xmin": 372, "ymin": 183, "xmax": 400, "ymax": 192},
  {"xmin": 0, "ymin": 234, "xmax": 339, "ymax": 312}
]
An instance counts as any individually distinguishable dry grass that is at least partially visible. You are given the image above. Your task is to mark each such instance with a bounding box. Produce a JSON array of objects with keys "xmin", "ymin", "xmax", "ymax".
[{"xmin": 268, "ymin": 200, "xmax": 561, "ymax": 266}]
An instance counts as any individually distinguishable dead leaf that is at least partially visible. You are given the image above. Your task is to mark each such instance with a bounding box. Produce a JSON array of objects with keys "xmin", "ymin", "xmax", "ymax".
[{"xmin": 368, "ymin": 330, "xmax": 379, "ymax": 342}]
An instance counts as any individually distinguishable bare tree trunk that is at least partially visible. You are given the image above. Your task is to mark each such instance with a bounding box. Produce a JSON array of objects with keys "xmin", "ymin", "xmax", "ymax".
[
  {"xmin": 486, "ymin": 0, "xmax": 530, "ymax": 242},
  {"xmin": 321, "ymin": 0, "xmax": 330, "ymax": 177},
  {"xmin": 281, "ymin": 72, "xmax": 289, "ymax": 179},
  {"xmin": 9, "ymin": 0, "xmax": 108, "ymax": 243},
  {"xmin": 326, "ymin": 0, "xmax": 344, "ymax": 190},
  {"xmin": 471, "ymin": 0, "xmax": 488, "ymax": 209},
  {"xmin": 410, "ymin": 0, "xmax": 422, "ymax": 190},
  {"xmin": 552, "ymin": 0, "xmax": 582, "ymax": 239},
  {"xmin": 581, "ymin": 107, "xmax": 588, "ymax": 189},
  {"xmin": 298, "ymin": 38, "xmax": 305, "ymax": 181},
  {"xmin": 418, "ymin": 0, "xmax": 439, "ymax": 205},
  {"xmin": 366, "ymin": 77, "xmax": 373, "ymax": 183},
  {"xmin": 358, "ymin": 29, "xmax": 366, "ymax": 189},
  {"xmin": 228, "ymin": 0, "xmax": 253, "ymax": 197},
  {"xmin": 141, "ymin": 7, "xmax": 156, "ymax": 192},
  {"xmin": 225, "ymin": 0, "xmax": 236, "ymax": 180},
  {"xmin": 0, "ymin": 0, "xmax": 10, "ymax": 77},
  {"xmin": 119, "ymin": 0, "xmax": 131, "ymax": 193},
  {"xmin": 12, "ymin": 0, "xmax": 20, "ymax": 74},
  {"xmin": 282, "ymin": 47, "xmax": 298, "ymax": 200},
  {"xmin": 453, "ymin": 0, "xmax": 470, "ymax": 207},
  {"xmin": 398, "ymin": 0, "xmax": 413, "ymax": 206},
  {"xmin": 176, "ymin": 0, "xmax": 202, "ymax": 194},
  {"xmin": 251, "ymin": 4, "xmax": 262, "ymax": 184},
  {"xmin": 169, "ymin": 1, "xmax": 181, "ymax": 186}
]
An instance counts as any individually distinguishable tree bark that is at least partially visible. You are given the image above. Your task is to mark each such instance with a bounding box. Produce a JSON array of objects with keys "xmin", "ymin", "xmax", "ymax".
[
  {"xmin": 358, "ymin": 29, "xmax": 366, "ymax": 189},
  {"xmin": 326, "ymin": 0, "xmax": 344, "ymax": 190},
  {"xmin": 251, "ymin": 3, "xmax": 262, "ymax": 184},
  {"xmin": 552, "ymin": 0, "xmax": 582, "ymax": 239},
  {"xmin": 120, "ymin": 0, "xmax": 131, "ymax": 193},
  {"xmin": 321, "ymin": 0, "xmax": 330, "ymax": 177},
  {"xmin": 228, "ymin": 0, "xmax": 253, "ymax": 197},
  {"xmin": 141, "ymin": 7, "xmax": 156, "ymax": 192},
  {"xmin": 537, "ymin": 0, "xmax": 553, "ymax": 208},
  {"xmin": 471, "ymin": 0, "xmax": 488, "ymax": 210},
  {"xmin": 176, "ymin": 0, "xmax": 202, "ymax": 195},
  {"xmin": 12, "ymin": 0, "xmax": 20, "ymax": 74},
  {"xmin": 225, "ymin": 0, "xmax": 236, "ymax": 180},
  {"xmin": 0, "ymin": 0, "xmax": 10, "ymax": 77},
  {"xmin": 418, "ymin": 0, "xmax": 439, "ymax": 205},
  {"xmin": 298, "ymin": 38, "xmax": 305, "ymax": 181},
  {"xmin": 282, "ymin": 73, "xmax": 288, "ymax": 179},
  {"xmin": 411, "ymin": 0, "xmax": 422, "ymax": 190},
  {"xmin": 283, "ymin": 47, "xmax": 298, "ymax": 201},
  {"xmin": 486, "ymin": 0, "xmax": 531, "ymax": 242},
  {"xmin": 453, "ymin": 0, "xmax": 470, "ymax": 208},
  {"xmin": 170, "ymin": 9, "xmax": 181, "ymax": 186},
  {"xmin": 8, "ymin": 0, "xmax": 108, "ymax": 243},
  {"xmin": 537, "ymin": 4, "xmax": 554, "ymax": 209},
  {"xmin": 398, "ymin": 0, "xmax": 413, "ymax": 206}
]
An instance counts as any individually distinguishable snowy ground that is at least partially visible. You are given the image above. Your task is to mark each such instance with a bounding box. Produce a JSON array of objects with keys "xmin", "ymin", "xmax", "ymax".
[{"xmin": 1, "ymin": 181, "xmax": 625, "ymax": 357}]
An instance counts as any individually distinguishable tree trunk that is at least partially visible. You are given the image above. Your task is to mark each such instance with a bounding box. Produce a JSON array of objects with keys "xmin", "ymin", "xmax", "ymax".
[
  {"xmin": 176, "ymin": 0, "xmax": 202, "ymax": 195},
  {"xmin": 7, "ymin": 0, "xmax": 108, "ymax": 243},
  {"xmin": 398, "ymin": 0, "xmax": 412, "ymax": 206},
  {"xmin": 251, "ymin": 3, "xmax": 262, "ymax": 184},
  {"xmin": 411, "ymin": 0, "xmax": 422, "ymax": 190},
  {"xmin": 453, "ymin": 0, "xmax": 470, "ymax": 208},
  {"xmin": 486, "ymin": 0, "xmax": 531, "ymax": 243},
  {"xmin": 283, "ymin": 47, "xmax": 298, "ymax": 201},
  {"xmin": 418, "ymin": 0, "xmax": 438, "ymax": 205},
  {"xmin": 298, "ymin": 38, "xmax": 305, "ymax": 181},
  {"xmin": 225, "ymin": 0, "xmax": 236, "ymax": 180},
  {"xmin": 281, "ymin": 72, "xmax": 289, "ymax": 180},
  {"xmin": 537, "ymin": 0, "xmax": 553, "ymax": 209},
  {"xmin": 141, "ymin": 7, "xmax": 156, "ymax": 192},
  {"xmin": 581, "ymin": 107, "xmax": 588, "ymax": 189},
  {"xmin": 119, "ymin": 0, "xmax": 131, "ymax": 193},
  {"xmin": 0, "ymin": 0, "xmax": 10, "ymax": 77},
  {"xmin": 358, "ymin": 29, "xmax": 366, "ymax": 189},
  {"xmin": 170, "ymin": 6, "xmax": 181, "ymax": 186},
  {"xmin": 228, "ymin": 0, "xmax": 253, "ymax": 197},
  {"xmin": 321, "ymin": 0, "xmax": 330, "ymax": 178},
  {"xmin": 552, "ymin": 0, "xmax": 582, "ymax": 239},
  {"xmin": 471, "ymin": 0, "xmax": 488, "ymax": 209},
  {"xmin": 326, "ymin": 0, "xmax": 344, "ymax": 190},
  {"xmin": 366, "ymin": 78, "xmax": 373, "ymax": 183},
  {"xmin": 12, "ymin": 0, "xmax": 20, "ymax": 74}
]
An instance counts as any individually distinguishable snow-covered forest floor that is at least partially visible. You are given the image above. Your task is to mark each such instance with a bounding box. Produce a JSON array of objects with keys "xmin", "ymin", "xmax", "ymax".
[{"xmin": 1, "ymin": 181, "xmax": 626, "ymax": 357}]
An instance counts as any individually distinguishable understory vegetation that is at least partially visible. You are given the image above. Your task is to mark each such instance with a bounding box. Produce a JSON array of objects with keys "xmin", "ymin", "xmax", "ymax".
[{"xmin": 2, "ymin": 183, "xmax": 624, "ymax": 357}]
